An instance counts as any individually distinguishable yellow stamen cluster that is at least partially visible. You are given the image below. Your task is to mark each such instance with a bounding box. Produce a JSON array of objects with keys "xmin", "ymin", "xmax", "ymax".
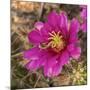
[{"xmin": 48, "ymin": 31, "xmax": 65, "ymax": 52}]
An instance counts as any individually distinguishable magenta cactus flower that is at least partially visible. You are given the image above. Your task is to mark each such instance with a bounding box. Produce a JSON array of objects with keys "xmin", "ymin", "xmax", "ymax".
[
  {"xmin": 80, "ymin": 5, "xmax": 87, "ymax": 32},
  {"xmin": 24, "ymin": 11, "xmax": 81, "ymax": 77}
]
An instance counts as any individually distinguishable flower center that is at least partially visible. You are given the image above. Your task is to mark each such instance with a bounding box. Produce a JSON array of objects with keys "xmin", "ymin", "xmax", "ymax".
[{"xmin": 48, "ymin": 31, "xmax": 65, "ymax": 53}]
